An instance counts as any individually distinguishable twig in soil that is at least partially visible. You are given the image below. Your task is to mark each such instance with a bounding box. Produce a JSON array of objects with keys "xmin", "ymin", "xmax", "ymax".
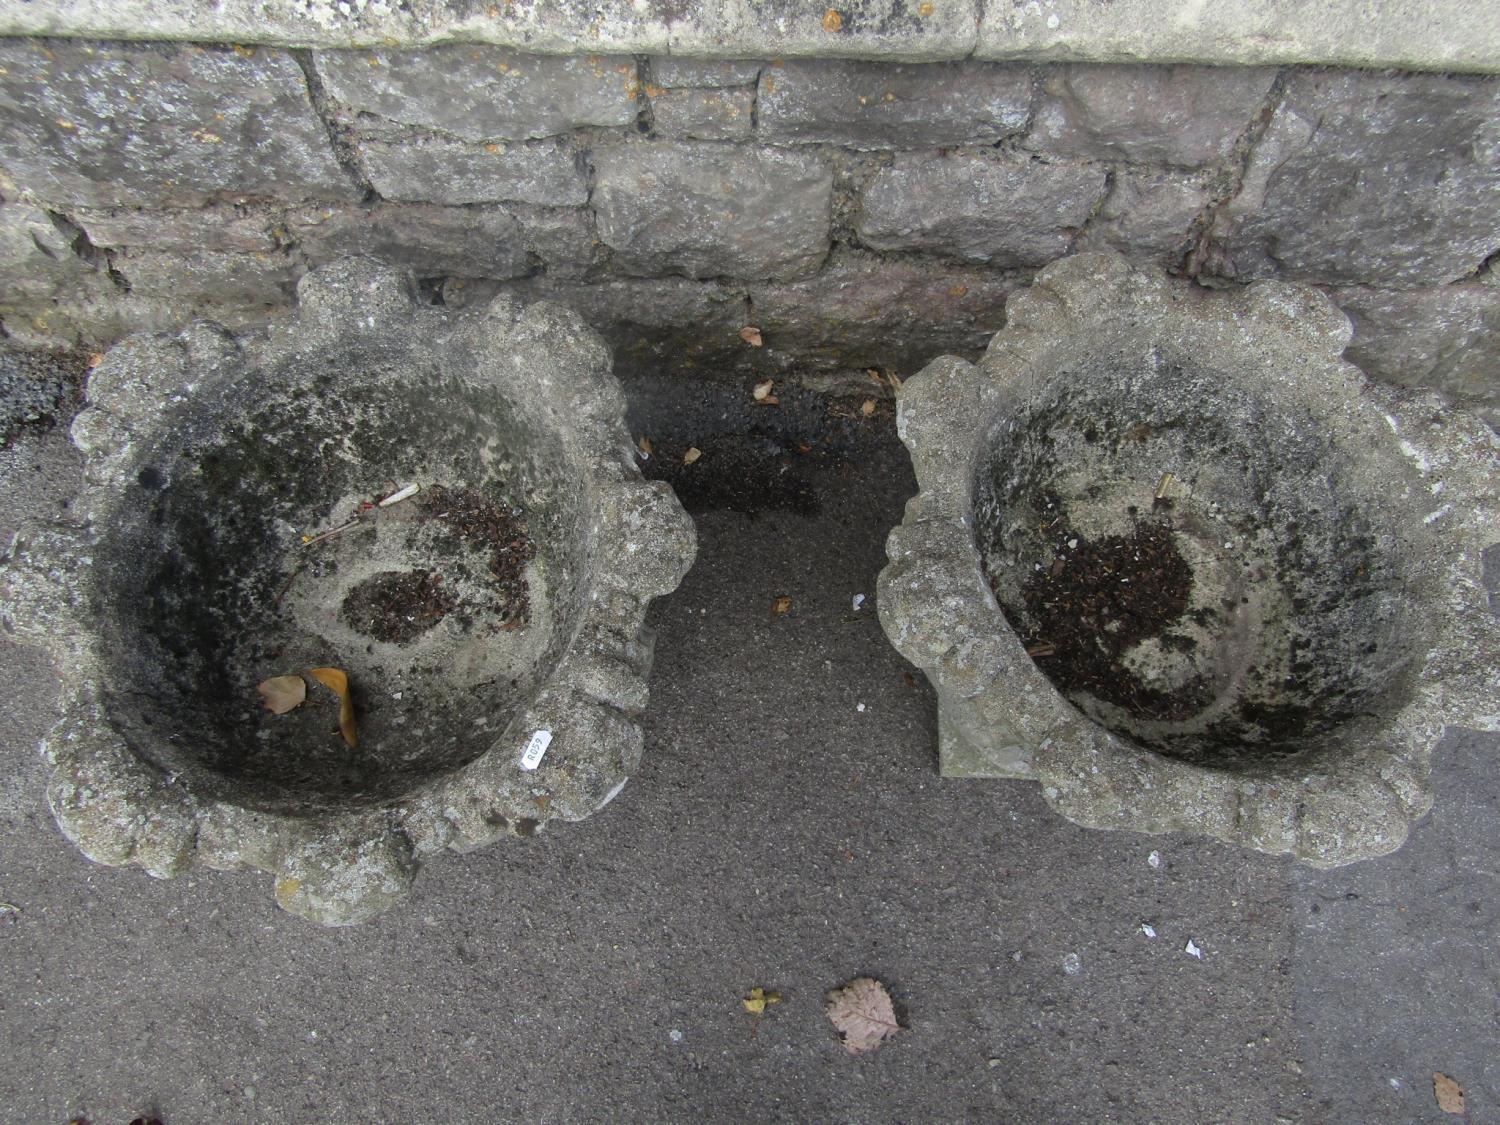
[
  {"xmin": 272, "ymin": 562, "xmax": 306, "ymax": 607},
  {"xmin": 300, "ymin": 518, "xmax": 362, "ymax": 547}
]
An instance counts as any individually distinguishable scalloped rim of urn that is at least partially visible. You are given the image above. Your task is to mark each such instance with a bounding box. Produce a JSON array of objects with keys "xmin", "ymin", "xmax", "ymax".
[
  {"xmin": 877, "ymin": 253, "xmax": 1499, "ymax": 867},
  {"xmin": 0, "ymin": 258, "xmax": 697, "ymax": 925}
]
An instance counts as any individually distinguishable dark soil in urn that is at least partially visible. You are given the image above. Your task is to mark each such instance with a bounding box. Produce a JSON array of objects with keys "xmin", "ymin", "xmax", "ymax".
[
  {"xmin": 992, "ymin": 520, "xmax": 1209, "ymax": 721},
  {"xmin": 340, "ymin": 569, "xmax": 456, "ymax": 644},
  {"xmin": 329, "ymin": 485, "xmax": 538, "ymax": 645},
  {"xmin": 421, "ymin": 483, "xmax": 536, "ymax": 627}
]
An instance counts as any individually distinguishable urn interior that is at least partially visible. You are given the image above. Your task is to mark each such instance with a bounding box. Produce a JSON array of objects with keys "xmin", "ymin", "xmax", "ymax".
[{"xmin": 95, "ymin": 350, "xmax": 590, "ymax": 813}]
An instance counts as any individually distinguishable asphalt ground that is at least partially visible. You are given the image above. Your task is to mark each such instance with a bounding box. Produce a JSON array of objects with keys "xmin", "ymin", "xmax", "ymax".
[{"xmin": 0, "ymin": 369, "xmax": 1494, "ymax": 1124}]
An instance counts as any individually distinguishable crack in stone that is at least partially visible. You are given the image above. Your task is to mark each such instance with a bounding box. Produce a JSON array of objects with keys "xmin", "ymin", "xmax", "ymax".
[
  {"xmin": 1181, "ymin": 68, "xmax": 1289, "ymax": 280},
  {"xmin": 45, "ymin": 210, "xmax": 130, "ymax": 292},
  {"xmin": 292, "ymin": 49, "xmax": 379, "ymax": 203}
]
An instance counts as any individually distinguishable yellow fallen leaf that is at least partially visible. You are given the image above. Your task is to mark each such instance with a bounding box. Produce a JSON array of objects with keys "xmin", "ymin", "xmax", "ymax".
[
  {"xmin": 739, "ymin": 326, "xmax": 764, "ymax": 347},
  {"xmin": 771, "ymin": 595, "xmax": 793, "ymax": 617},
  {"xmin": 822, "ymin": 8, "xmax": 843, "ymax": 31},
  {"xmin": 861, "ymin": 398, "xmax": 877, "ymax": 417},
  {"xmin": 307, "ymin": 666, "xmax": 358, "ymax": 748},
  {"xmin": 743, "ymin": 987, "xmax": 782, "ymax": 1015},
  {"xmin": 752, "ymin": 379, "xmax": 775, "ymax": 401},
  {"xmin": 683, "ymin": 446, "xmax": 702, "ymax": 465},
  {"xmin": 257, "ymin": 674, "xmax": 306, "ymax": 715},
  {"xmin": 1434, "ymin": 1072, "xmax": 1465, "ymax": 1115}
]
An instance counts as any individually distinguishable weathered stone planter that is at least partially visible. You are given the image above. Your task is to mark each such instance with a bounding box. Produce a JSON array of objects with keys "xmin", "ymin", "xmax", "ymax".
[
  {"xmin": 0, "ymin": 258, "xmax": 695, "ymax": 923},
  {"xmin": 879, "ymin": 254, "xmax": 1498, "ymax": 866}
]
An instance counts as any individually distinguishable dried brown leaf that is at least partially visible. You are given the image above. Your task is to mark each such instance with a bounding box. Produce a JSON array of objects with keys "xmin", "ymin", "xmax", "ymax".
[
  {"xmin": 887, "ymin": 371, "xmax": 904, "ymax": 391},
  {"xmin": 257, "ymin": 674, "xmax": 306, "ymax": 715},
  {"xmin": 771, "ymin": 595, "xmax": 793, "ymax": 617},
  {"xmin": 752, "ymin": 379, "xmax": 775, "ymax": 401},
  {"xmin": 825, "ymin": 977, "xmax": 901, "ymax": 1055},
  {"xmin": 739, "ymin": 326, "xmax": 764, "ymax": 347},
  {"xmin": 866, "ymin": 368, "xmax": 884, "ymax": 385},
  {"xmin": 1434, "ymin": 1072, "xmax": 1465, "ymax": 1115},
  {"xmin": 822, "ymin": 8, "xmax": 843, "ymax": 32},
  {"xmin": 861, "ymin": 398, "xmax": 877, "ymax": 417},
  {"xmin": 307, "ymin": 666, "xmax": 358, "ymax": 748},
  {"xmin": 683, "ymin": 446, "xmax": 703, "ymax": 465},
  {"xmin": 637, "ymin": 435, "xmax": 653, "ymax": 458}
]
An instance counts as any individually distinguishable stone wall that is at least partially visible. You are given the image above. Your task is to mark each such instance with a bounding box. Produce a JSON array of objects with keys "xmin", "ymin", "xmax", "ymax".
[{"xmin": 1, "ymin": 39, "xmax": 1497, "ymax": 420}]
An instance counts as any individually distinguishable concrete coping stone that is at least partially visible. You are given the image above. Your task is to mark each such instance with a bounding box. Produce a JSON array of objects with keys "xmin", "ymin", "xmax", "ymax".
[{"xmin": 1, "ymin": 0, "xmax": 1496, "ymax": 73}]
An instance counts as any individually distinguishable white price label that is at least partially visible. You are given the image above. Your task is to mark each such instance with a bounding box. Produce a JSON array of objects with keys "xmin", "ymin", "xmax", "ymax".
[{"xmin": 519, "ymin": 729, "xmax": 552, "ymax": 770}]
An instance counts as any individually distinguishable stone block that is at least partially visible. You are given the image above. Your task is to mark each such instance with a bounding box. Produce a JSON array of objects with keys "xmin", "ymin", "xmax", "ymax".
[
  {"xmin": 75, "ymin": 206, "xmax": 282, "ymax": 255},
  {"xmin": 0, "ymin": 42, "xmax": 353, "ymax": 208},
  {"xmin": 1075, "ymin": 169, "xmax": 1212, "ymax": 265},
  {"xmin": 355, "ymin": 135, "xmax": 588, "ymax": 206},
  {"xmin": 316, "ymin": 47, "xmax": 640, "ymax": 142},
  {"xmin": 856, "ymin": 154, "xmax": 1106, "ymax": 266},
  {"xmin": 649, "ymin": 87, "xmax": 755, "ymax": 142},
  {"xmin": 510, "ymin": 206, "xmax": 601, "ymax": 279},
  {"xmin": 287, "ymin": 203, "xmax": 536, "ymax": 279},
  {"xmin": 593, "ymin": 143, "xmax": 832, "ymax": 280},
  {"xmin": 1333, "ymin": 284, "xmax": 1500, "ymax": 415},
  {"xmin": 501, "ymin": 275, "xmax": 748, "ymax": 377},
  {"xmin": 759, "ymin": 59, "xmax": 1032, "ymax": 149},
  {"xmin": 112, "ymin": 250, "xmax": 297, "ymax": 306},
  {"xmin": 0, "ymin": 276, "xmax": 271, "ymax": 351},
  {"xmin": 750, "ymin": 247, "xmax": 1020, "ymax": 374},
  {"xmin": 1205, "ymin": 72, "xmax": 1500, "ymax": 287},
  {"xmin": 649, "ymin": 57, "xmax": 764, "ymax": 88},
  {"xmin": 1026, "ymin": 65, "xmax": 1275, "ymax": 168}
]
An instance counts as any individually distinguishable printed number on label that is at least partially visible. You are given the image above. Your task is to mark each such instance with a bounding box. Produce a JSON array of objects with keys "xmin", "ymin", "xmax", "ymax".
[{"xmin": 520, "ymin": 729, "xmax": 553, "ymax": 770}]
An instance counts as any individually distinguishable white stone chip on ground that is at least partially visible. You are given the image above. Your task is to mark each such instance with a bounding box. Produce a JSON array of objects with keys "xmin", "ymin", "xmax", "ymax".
[
  {"xmin": 1062, "ymin": 952, "xmax": 1082, "ymax": 975},
  {"xmin": 1141, "ymin": 923, "xmax": 1157, "ymax": 938},
  {"xmin": 1147, "ymin": 850, "xmax": 1162, "ymax": 868},
  {"xmin": 852, "ymin": 593, "xmax": 866, "ymax": 611},
  {"xmin": 1184, "ymin": 939, "xmax": 1204, "ymax": 959}
]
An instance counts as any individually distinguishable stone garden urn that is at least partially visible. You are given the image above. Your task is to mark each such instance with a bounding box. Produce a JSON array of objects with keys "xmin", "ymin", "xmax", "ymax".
[
  {"xmin": 1, "ymin": 258, "xmax": 696, "ymax": 923},
  {"xmin": 878, "ymin": 253, "xmax": 1497, "ymax": 866}
]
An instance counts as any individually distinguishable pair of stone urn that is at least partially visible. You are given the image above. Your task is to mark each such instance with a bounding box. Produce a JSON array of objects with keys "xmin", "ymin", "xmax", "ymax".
[{"xmin": 3, "ymin": 255, "xmax": 1494, "ymax": 924}]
